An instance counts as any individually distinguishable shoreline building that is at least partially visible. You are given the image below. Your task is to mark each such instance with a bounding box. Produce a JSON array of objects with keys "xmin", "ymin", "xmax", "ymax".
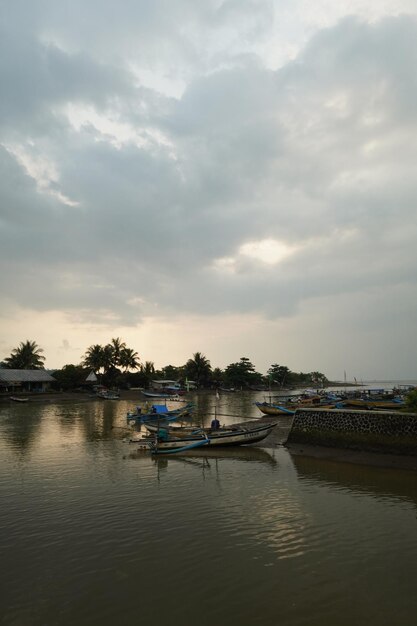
[{"xmin": 0, "ymin": 369, "xmax": 56, "ymax": 394}]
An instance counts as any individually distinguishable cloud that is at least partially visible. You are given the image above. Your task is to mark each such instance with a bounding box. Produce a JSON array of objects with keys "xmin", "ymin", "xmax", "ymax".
[{"xmin": 0, "ymin": 3, "xmax": 416, "ymax": 375}]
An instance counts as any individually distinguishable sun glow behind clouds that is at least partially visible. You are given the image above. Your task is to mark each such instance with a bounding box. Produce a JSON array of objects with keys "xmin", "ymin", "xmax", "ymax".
[
  {"xmin": 212, "ymin": 239, "xmax": 297, "ymax": 274},
  {"xmin": 240, "ymin": 239, "xmax": 297, "ymax": 264}
]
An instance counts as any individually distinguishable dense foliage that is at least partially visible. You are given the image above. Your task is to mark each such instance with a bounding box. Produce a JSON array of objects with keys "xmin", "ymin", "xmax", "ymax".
[
  {"xmin": 82, "ymin": 337, "xmax": 140, "ymax": 386},
  {"xmin": 405, "ymin": 389, "xmax": 417, "ymax": 412},
  {"xmin": 2, "ymin": 340, "xmax": 46, "ymax": 369},
  {"xmin": 1, "ymin": 339, "xmax": 330, "ymax": 391}
]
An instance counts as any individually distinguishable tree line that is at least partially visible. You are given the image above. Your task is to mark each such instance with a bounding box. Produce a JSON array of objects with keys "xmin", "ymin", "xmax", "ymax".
[{"xmin": 1, "ymin": 339, "xmax": 329, "ymax": 391}]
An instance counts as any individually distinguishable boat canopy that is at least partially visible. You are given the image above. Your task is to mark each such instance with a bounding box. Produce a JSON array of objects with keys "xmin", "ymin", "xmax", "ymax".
[{"xmin": 152, "ymin": 404, "xmax": 170, "ymax": 414}]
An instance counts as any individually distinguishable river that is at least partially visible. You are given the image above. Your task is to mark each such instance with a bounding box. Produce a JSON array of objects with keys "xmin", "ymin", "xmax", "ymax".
[{"xmin": 1, "ymin": 389, "xmax": 417, "ymax": 626}]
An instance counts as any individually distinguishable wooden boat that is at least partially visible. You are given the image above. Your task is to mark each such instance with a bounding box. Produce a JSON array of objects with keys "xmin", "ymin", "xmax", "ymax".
[
  {"xmin": 10, "ymin": 396, "xmax": 29, "ymax": 403},
  {"xmin": 255, "ymin": 399, "xmax": 339, "ymax": 416},
  {"xmin": 344, "ymin": 398, "xmax": 404, "ymax": 410},
  {"xmin": 96, "ymin": 390, "xmax": 120, "ymax": 399},
  {"xmin": 142, "ymin": 421, "xmax": 278, "ymax": 454},
  {"xmin": 141, "ymin": 390, "xmax": 171, "ymax": 399},
  {"xmin": 255, "ymin": 401, "xmax": 295, "ymax": 416},
  {"xmin": 127, "ymin": 402, "xmax": 193, "ymax": 422}
]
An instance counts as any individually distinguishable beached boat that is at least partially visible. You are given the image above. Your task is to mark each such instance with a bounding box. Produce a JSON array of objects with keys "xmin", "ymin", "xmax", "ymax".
[
  {"xmin": 255, "ymin": 401, "xmax": 295, "ymax": 416},
  {"xmin": 142, "ymin": 421, "xmax": 277, "ymax": 454},
  {"xmin": 343, "ymin": 398, "xmax": 404, "ymax": 410}
]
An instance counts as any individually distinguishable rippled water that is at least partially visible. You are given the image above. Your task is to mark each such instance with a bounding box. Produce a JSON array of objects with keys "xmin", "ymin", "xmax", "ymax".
[{"xmin": 1, "ymin": 394, "xmax": 417, "ymax": 626}]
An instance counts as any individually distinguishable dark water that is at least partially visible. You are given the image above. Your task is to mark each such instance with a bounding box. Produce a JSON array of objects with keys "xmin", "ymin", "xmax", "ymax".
[{"xmin": 1, "ymin": 393, "xmax": 417, "ymax": 626}]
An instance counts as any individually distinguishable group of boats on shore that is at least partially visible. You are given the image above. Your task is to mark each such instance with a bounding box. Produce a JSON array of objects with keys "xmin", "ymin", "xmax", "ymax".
[
  {"xmin": 255, "ymin": 388, "xmax": 410, "ymax": 416},
  {"xmin": 124, "ymin": 385, "xmax": 415, "ymax": 455}
]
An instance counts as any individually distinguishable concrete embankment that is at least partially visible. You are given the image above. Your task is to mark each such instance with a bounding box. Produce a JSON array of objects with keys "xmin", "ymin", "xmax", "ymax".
[{"xmin": 287, "ymin": 408, "xmax": 417, "ymax": 456}]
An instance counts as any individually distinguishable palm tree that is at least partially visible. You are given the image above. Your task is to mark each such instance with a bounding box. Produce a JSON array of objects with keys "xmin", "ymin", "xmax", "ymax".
[
  {"xmin": 82, "ymin": 345, "xmax": 106, "ymax": 374},
  {"xmin": 140, "ymin": 361, "xmax": 155, "ymax": 389},
  {"xmin": 4, "ymin": 340, "xmax": 46, "ymax": 369},
  {"xmin": 109, "ymin": 337, "xmax": 126, "ymax": 368},
  {"xmin": 184, "ymin": 352, "xmax": 212, "ymax": 388},
  {"xmin": 119, "ymin": 348, "xmax": 140, "ymax": 372}
]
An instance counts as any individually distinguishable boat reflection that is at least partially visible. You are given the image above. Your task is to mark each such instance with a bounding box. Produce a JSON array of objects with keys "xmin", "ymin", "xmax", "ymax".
[{"xmin": 126, "ymin": 445, "xmax": 278, "ymax": 467}]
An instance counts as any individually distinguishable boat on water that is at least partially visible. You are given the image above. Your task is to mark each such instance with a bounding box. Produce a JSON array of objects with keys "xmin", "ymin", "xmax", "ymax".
[
  {"xmin": 127, "ymin": 402, "xmax": 193, "ymax": 423},
  {"xmin": 10, "ymin": 396, "xmax": 29, "ymax": 403},
  {"xmin": 96, "ymin": 390, "xmax": 120, "ymax": 400},
  {"xmin": 139, "ymin": 421, "xmax": 278, "ymax": 454},
  {"xmin": 141, "ymin": 390, "xmax": 172, "ymax": 399}
]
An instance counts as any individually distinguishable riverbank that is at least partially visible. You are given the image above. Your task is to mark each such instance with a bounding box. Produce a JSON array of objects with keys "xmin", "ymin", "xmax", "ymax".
[{"xmin": 0, "ymin": 389, "xmax": 147, "ymax": 403}]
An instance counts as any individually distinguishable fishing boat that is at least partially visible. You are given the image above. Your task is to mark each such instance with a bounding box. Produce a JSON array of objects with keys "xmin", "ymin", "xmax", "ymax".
[
  {"xmin": 141, "ymin": 390, "xmax": 172, "ymax": 399},
  {"xmin": 127, "ymin": 402, "xmax": 193, "ymax": 423},
  {"xmin": 96, "ymin": 390, "xmax": 120, "ymax": 400},
  {"xmin": 255, "ymin": 401, "xmax": 295, "ymax": 416},
  {"xmin": 343, "ymin": 398, "xmax": 404, "ymax": 410},
  {"xmin": 142, "ymin": 421, "xmax": 278, "ymax": 454}
]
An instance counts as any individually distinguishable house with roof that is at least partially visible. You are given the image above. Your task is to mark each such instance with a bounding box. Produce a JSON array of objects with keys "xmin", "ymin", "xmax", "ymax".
[{"xmin": 0, "ymin": 369, "xmax": 56, "ymax": 393}]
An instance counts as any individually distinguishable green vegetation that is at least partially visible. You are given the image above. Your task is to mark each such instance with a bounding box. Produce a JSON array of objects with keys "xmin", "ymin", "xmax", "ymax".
[
  {"xmin": 224, "ymin": 357, "xmax": 263, "ymax": 388},
  {"xmin": 1, "ymin": 339, "xmax": 330, "ymax": 392},
  {"xmin": 405, "ymin": 389, "xmax": 417, "ymax": 412},
  {"xmin": 184, "ymin": 352, "xmax": 212, "ymax": 387},
  {"xmin": 2, "ymin": 340, "xmax": 46, "ymax": 369}
]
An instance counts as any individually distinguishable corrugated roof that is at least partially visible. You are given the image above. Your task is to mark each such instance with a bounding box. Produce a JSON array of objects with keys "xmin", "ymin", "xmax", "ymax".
[{"xmin": 0, "ymin": 369, "xmax": 56, "ymax": 383}]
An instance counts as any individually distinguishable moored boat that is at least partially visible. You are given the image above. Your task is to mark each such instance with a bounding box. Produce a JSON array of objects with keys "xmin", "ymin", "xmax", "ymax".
[
  {"xmin": 127, "ymin": 402, "xmax": 193, "ymax": 422},
  {"xmin": 96, "ymin": 390, "xmax": 120, "ymax": 399},
  {"xmin": 142, "ymin": 421, "xmax": 277, "ymax": 454},
  {"xmin": 141, "ymin": 390, "xmax": 171, "ymax": 399},
  {"xmin": 9, "ymin": 396, "xmax": 29, "ymax": 403},
  {"xmin": 255, "ymin": 401, "xmax": 295, "ymax": 416}
]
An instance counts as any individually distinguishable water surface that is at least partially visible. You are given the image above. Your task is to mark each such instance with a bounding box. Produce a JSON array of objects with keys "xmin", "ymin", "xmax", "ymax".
[{"xmin": 1, "ymin": 394, "xmax": 416, "ymax": 626}]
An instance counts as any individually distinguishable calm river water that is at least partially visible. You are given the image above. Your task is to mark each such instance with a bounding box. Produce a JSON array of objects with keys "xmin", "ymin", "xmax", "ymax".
[{"xmin": 1, "ymin": 391, "xmax": 417, "ymax": 626}]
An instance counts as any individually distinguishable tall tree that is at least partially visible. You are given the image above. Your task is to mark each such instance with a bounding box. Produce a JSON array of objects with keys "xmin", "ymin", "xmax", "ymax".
[
  {"xmin": 211, "ymin": 367, "xmax": 224, "ymax": 387},
  {"xmin": 119, "ymin": 347, "xmax": 140, "ymax": 372},
  {"xmin": 109, "ymin": 337, "xmax": 126, "ymax": 367},
  {"xmin": 224, "ymin": 357, "xmax": 262, "ymax": 388},
  {"xmin": 267, "ymin": 364, "xmax": 291, "ymax": 387},
  {"xmin": 82, "ymin": 344, "xmax": 106, "ymax": 374},
  {"xmin": 184, "ymin": 352, "xmax": 212, "ymax": 388},
  {"xmin": 3, "ymin": 340, "xmax": 45, "ymax": 369},
  {"xmin": 140, "ymin": 361, "xmax": 155, "ymax": 389}
]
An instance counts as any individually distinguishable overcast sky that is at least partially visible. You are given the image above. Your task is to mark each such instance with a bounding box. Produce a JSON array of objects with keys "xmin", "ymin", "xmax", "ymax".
[{"xmin": 1, "ymin": 0, "xmax": 417, "ymax": 380}]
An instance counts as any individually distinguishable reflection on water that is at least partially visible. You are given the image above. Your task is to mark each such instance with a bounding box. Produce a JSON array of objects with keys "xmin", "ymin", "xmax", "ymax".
[{"xmin": 1, "ymin": 395, "xmax": 417, "ymax": 626}]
